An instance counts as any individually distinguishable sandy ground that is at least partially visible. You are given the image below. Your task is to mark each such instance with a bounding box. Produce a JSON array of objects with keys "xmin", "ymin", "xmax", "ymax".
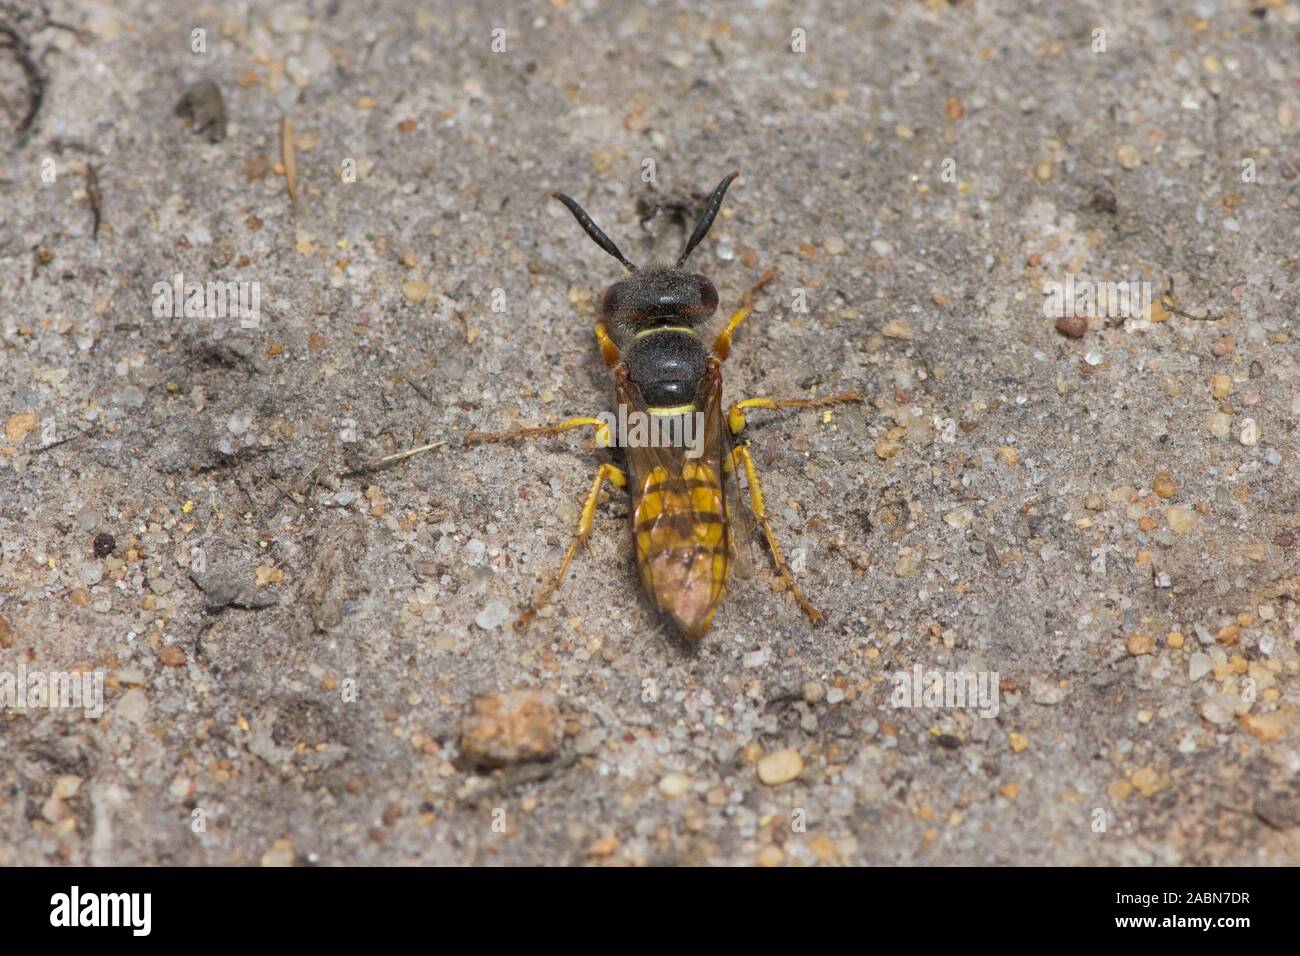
[{"xmin": 1, "ymin": 0, "xmax": 1298, "ymax": 866}]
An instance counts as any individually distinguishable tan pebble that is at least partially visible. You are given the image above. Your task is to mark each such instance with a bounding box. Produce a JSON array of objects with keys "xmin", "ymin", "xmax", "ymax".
[
  {"xmin": 460, "ymin": 690, "xmax": 560, "ymax": 767},
  {"xmin": 657, "ymin": 773, "xmax": 692, "ymax": 798},
  {"xmin": 1116, "ymin": 143, "xmax": 1142, "ymax": 169},
  {"xmin": 1210, "ymin": 334, "xmax": 1234, "ymax": 357},
  {"xmin": 1166, "ymin": 632, "xmax": 1184, "ymax": 649},
  {"xmin": 1240, "ymin": 711, "xmax": 1291, "ymax": 742},
  {"xmin": 756, "ymin": 748, "xmax": 803, "ymax": 785},
  {"xmin": 874, "ymin": 429, "xmax": 905, "ymax": 461},
  {"xmin": 4, "ymin": 413, "xmax": 38, "ymax": 443},
  {"xmin": 1054, "ymin": 315, "xmax": 1087, "ymax": 338},
  {"xmin": 52, "ymin": 775, "xmax": 82, "ymax": 800},
  {"xmin": 1126, "ymin": 632, "xmax": 1155, "ymax": 656},
  {"xmin": 808, "ymin": 833, "xmax": 839, "ymax": 863},
  {"xmin": 159, "ymin": 645, "xmax": 187, "ymax": 667},
  {"xmin": 1008, "ymin": 732, "xmax": 1029, "ymax": 753},
  {"xmin": 1205, "ymin": 412, "xmax": 1231, "ymax": 438},
  {"xmin": 1132, "ymin": 767, "xmax": 1163, "ymax": 797},
  {"xmin": 588, "ymin": 834, "xmax": 620, "ymax": 857},
  {"xmin": 259, "ymin": 838, "xmax": 295, "ymax": 867},
  {"xmin": 1211, "ymin": 373, "xmax": 1232, "ymax": 399},
  {"xmin": 882, "ymin": 318, "xmax": 913, "ymax": 339},
  {"xmin": 1151, "ymin": 474, "xmax": 1176, "ymax": 499},
  {"xmin": 756, "ymin": 845, "xmax": 784, "ymax": 867},
  {"xmin": 1108, "ymin": 779, "xmax": 1133, "ymax": 800},
  {"xmin": 402, "ymin": 280, "xmax": 429, "ymax": 302},
  {"xmin": 1165, "ymin": 506, "xmax": 1197, "ymax": 534}
]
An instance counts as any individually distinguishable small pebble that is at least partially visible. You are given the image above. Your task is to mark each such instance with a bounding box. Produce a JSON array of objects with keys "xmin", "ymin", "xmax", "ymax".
[
  {"xmin": 1126, "ymin": 632, "xmax": 1154, "ymax": 656},
  {"xmin": 76, "ymin": 505, "xmax": 100, "ymax": 533},
  {"xmin": 756, "ymin": 749, "xmax": 803, "ymax": 785},
  {"xmin": 1165, "ymin": 507, "xmax": 1198, "ymax": 534},
  {"xmin": 1115, "ymin": 144, "xmax": 1142, "ymax": 169},
  {"xmin": 460, "ymin": 690, "xmax": 559, "ymax": 766},
  {"xmin": 475, "ymin": 601, "xmax": 509, "ymax": 630},
  {"xmin": 1054, "ymin": 315, "xmax": 1087, "ymax": 338},
  {"xmin": 822, "ymin": 236, "xmax": 846, "ymax": 256},
  {"xmin": 657, "ymin": 773, "xmax": 691, "ymax": 798},
  {"xmin": 1205, "ymin": 412, "xmax": 1231, "ymax": 438},
  {"xmin": 1188, "ymin": 652, "xmax": 1212, "ymax": 681}
]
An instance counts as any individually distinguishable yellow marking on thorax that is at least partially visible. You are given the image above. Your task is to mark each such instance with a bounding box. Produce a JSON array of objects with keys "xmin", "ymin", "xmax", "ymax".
[
  {"xmin": 645, "ymin": 403, "xmax": 697, "ymax": 416},
  {"xmin": 634, "ymin": 325, "xmax": 696, "ymax": 339}
]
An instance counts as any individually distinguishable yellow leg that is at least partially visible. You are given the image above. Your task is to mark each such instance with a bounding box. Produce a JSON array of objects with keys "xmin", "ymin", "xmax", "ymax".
[
  {"xmin": 728, "ymin": 390, "xmax": 863, "ymax": 435},
  {"xmin": 712, "ymin": 266, "xmax": 777, "ymax": 360},
  {"xmin": 518, "ymin": 463, "xmax": 627, "ymax": 628},
  {"xmin": 594, "ymin": 321, "xmax": 620, "ymax": 366},
  {"xmin": 466, "ymin": 416, "xmax": 612, "ymax": 447},
  {"xmin": 730, "ymin": 444, "xmax": 821, "ymax": 624}
]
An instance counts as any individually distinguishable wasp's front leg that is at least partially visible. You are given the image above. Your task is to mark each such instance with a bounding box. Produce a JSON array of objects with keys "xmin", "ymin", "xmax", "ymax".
[
  {"xmin": 712, "ymin": 267, "xmax": 777, "ymax": 360},
  {"xmin": 465, "ymin": 415, "xmax": 613, "ymax": 447},
  {"xmin": 594, "ymin": 321, "xmax": 620, "ymax": 366}
]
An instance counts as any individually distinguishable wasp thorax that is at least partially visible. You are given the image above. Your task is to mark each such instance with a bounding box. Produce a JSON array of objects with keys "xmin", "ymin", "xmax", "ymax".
[{"xmin": 602, "ymin": 266, "xmax": 718, "ymax": 333}]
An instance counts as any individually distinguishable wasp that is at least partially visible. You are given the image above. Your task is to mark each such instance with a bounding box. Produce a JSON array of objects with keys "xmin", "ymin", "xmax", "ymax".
[{"xmin": 469, "ymin": 172, "xmax": 861, "ymax": 639}]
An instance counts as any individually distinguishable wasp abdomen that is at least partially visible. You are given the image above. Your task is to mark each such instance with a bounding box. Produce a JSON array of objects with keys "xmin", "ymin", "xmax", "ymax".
[{"xmin": 625, "ymin": 330, "xmax": 708, "ymax": 407}]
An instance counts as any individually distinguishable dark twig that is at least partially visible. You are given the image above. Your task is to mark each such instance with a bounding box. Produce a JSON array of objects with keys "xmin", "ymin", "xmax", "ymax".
[
  {"xmin": 85, "ymin": 162, "xmax": 101, "ymax": 239},
  {"xmin": 0, "ymin": 22, "xmax": 45, "ymax": 145}
]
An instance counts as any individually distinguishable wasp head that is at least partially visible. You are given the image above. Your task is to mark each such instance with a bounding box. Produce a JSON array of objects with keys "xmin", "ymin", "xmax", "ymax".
[{"xmin": 551, "ymin": 171, "xmax": 737, "ymax": 334}]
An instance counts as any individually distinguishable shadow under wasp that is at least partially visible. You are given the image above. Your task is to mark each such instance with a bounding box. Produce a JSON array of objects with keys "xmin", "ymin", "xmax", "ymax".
[{"xmin": 468, "ymin": 171, "xmax": 861, "ymax": 640}]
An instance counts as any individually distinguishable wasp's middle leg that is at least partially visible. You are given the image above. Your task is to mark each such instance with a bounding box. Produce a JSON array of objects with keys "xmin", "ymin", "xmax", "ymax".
[
  {"xmin": 727, "ymin": 391, "xmax": 863, "ymax": 436},
  {"xmin": 517, "ymin": 462, "xmax": 627, "ymax": 629},
  {"xmin": 728, "ymin": 444, "xmax": 821, "ymax": 624}
]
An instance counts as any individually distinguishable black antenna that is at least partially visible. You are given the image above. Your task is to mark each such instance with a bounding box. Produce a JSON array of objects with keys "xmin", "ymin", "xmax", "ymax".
[
  {"xmin": 676, "ymin": 171, "xmax": 738, "ymax": 267},
  {"xmin": 550, "ymin": 192, "xmax": 637, "ymax": 272}
]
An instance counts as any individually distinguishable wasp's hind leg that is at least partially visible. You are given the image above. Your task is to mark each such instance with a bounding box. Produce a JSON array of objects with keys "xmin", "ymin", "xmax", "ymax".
[
  {"xmin": 712, "ymin": 266, "xmax": 777, "ymax": 360},
  {"xmin": 727, "ymin": 391, "xmax": 862, "ymax": 436},
  {"xmin": 728, "ymin": 444, "xmax": 822, "ymax": 624},
  {"xmin": 517, "ymin": 462, "xmax": 627, "ymax": 629}
]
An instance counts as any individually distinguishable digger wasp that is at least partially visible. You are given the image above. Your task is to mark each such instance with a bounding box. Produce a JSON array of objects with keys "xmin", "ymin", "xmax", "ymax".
[{"xmin": 468, "ymin": 172, "xmax": 861, "ymax": 639}]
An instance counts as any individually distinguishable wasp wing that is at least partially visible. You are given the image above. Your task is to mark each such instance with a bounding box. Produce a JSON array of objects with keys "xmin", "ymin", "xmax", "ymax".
[{"xmin": 617, "ymin": 366, "xmax": 731, "ymax": 639}]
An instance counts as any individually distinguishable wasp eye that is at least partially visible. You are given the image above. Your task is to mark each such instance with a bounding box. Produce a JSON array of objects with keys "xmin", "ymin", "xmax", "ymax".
[
  {"xmin": 694, "ymin": 275, "xmax": 718, "ymax": 314},
  {"xmin": 601, "ymin": 282, "xmax": 626, "ymax": 318}
]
